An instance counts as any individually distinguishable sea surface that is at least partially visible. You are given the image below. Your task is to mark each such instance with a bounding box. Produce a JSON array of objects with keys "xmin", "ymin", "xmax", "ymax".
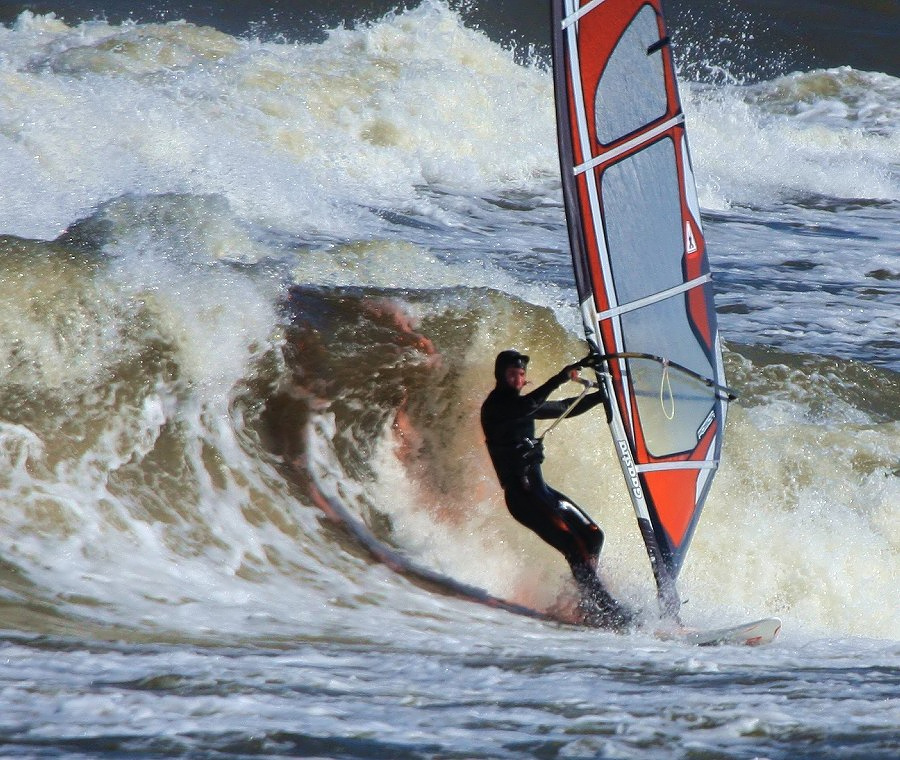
[{"xmin": 0, "ymin": 1, "xmax": 898, "ymax": 758}]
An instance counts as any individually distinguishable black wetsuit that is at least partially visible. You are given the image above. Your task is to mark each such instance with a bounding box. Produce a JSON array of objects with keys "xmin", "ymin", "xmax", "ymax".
[{"xmin": 481, "ymin": 369, "xmax": 630, "ymax": 628}]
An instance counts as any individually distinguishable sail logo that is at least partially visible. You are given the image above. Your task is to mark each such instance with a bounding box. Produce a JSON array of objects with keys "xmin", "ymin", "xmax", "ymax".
[
  {"xmin": 697, "ymin": 408, "xmax": 715, "ymax": 440},
  {"xmin": 685, "ymin": 221, "xmax": 697, "ymax": 253},
  {"xmin": 617, "ymin": 440, "xmax": 643, "ymax": 499}
]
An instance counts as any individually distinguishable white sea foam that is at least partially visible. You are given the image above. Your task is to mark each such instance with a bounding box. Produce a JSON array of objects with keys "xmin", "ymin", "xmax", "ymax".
[
  {"xmin": 0, "ymin": 4, "xmax": 554, "ymax": 241},
  {"xmin": 684, "ymin": 69, "xmax": 900, "ymax": 210},
  {"xmin": 2, "ymin": 7, "xmax": 896, "ymax": 264}
]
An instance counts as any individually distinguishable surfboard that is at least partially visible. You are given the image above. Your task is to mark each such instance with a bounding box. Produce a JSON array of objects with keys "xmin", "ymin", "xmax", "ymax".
[
  {"xmin": 551, "ymin": 1, "xmax": 735, "ymax": 618},
  {"xmin": 658, "ymin": 617, "xmax": 783, "ymax": 647}
]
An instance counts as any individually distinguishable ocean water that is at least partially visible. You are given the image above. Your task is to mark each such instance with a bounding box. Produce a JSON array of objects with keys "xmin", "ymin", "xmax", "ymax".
[{"xmin": 0, "ymin": 1, "xmax": 898, "ymax": 758}]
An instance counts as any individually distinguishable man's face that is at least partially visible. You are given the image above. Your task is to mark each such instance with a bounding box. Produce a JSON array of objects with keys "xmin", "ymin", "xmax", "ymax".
[{"xmin": 504, "ymin": 366, "xmax": 527, "ymax": 392}]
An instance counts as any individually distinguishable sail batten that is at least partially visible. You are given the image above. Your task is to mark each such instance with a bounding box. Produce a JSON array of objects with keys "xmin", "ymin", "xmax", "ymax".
[
  {"xmin": 551, "ymin": 0, "xmax": 731, "ymax": 616},
  {"xmin": 595, "ymin": 273, "xmax": 712, "ymax": 320},
  {"xmin": 561, "ymin": 0, "xmax": 610, "ymax": 29},
  {"xmin": 636, "ymin": 462, "xmax": 719, "ymax": 473},
  {"xmin": 573, "ymin": 114, "xmax": 685, "ymax": 175}
]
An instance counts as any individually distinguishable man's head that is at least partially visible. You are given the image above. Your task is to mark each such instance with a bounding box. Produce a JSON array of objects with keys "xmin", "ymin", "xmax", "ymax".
[{"xmin": 494, "ymin": 349, "xmax": 529, "ymax": 391}]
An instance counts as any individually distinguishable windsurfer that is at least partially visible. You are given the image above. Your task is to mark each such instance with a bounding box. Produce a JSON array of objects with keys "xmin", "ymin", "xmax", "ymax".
[{"xmin": 481, "ymin": 349, "xmax": 634, "ymax": 630}]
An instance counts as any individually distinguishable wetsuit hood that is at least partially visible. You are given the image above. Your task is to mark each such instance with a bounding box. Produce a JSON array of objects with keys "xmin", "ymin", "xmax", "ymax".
[{"xmin": 494, "ymin": 350, "xmax": 529, "ymax": 382}]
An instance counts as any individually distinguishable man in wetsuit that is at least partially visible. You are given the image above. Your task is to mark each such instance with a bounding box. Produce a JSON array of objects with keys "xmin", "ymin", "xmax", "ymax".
[{"xmin": 481, "ymin": 349, "xmax": 633, "ymax": 630}]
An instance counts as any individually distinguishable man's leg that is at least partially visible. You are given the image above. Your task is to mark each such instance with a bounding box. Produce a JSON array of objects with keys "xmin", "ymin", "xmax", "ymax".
[
  {"xmin": 545, "ymin": 487, "xmax": 635, "ymax": 631},
  {"xmin": 548, "ymin": 491, "xmax": 604, "ymax": 568},
  {"xmin": 505, "ymin": 477, "xmax": 635, "ymax": 630},
  {"xmin": 571, "ymin": 561, "xmax": 635, "ymax": 630}
]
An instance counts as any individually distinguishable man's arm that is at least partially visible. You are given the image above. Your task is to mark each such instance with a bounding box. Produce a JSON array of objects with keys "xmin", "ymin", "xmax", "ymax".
[
  {"xmin": 533, "ymin": 389, "xmax": 606, "ymax": 420},
  {"xmin": 566, "ymin": 389, "xmax": 608, "ymax": 417},
  {"xmin": 522, "ymin": 360, "xmax": 587, "ymax": 408}
]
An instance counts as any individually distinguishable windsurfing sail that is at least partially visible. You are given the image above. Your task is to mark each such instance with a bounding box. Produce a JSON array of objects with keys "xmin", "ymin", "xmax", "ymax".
[{"xmin": 550, "ymin": 0, "xmax": 732, "ymax": 616}]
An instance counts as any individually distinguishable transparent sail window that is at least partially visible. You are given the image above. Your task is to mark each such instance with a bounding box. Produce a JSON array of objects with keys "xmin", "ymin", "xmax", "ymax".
[{"xmin": 620, "ymin": 300, "xmax": 717, "ymax": 457}]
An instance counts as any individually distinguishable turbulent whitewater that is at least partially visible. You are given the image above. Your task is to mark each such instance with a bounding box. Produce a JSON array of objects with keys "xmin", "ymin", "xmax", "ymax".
[{"xmin": 0, "ymin": 2, "xmax": 897, "ymax": 758}]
